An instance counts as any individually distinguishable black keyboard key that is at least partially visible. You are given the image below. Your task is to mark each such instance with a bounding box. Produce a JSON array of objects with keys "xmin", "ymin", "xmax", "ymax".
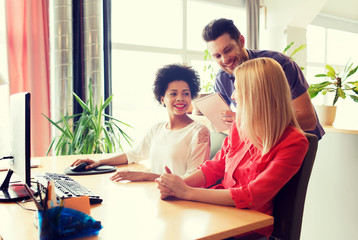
[{"xmin": 35, "ymin": 173, "xmax": 102, "ymax": 204}]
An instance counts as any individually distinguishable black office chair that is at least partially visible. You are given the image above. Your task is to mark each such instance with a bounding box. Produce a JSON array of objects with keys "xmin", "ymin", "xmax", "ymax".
[
  {"xmin": 269, "ymin": 133, "xmax": 318, "ymax": 240},
  {"xmin": 227, "ymin": 133, "xmax": 319, "ymax": 240}
]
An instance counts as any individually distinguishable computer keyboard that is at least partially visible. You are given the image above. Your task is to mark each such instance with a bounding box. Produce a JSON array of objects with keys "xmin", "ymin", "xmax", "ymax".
[{"xmin": 35, "ymin": 172, "xmax": 102, "ymax": 204}]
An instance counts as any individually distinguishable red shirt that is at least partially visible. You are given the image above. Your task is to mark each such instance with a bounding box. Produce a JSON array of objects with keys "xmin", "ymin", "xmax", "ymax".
[{"xmin": 200, "ymin": 123, "xmax": 309, "ymax": 215}]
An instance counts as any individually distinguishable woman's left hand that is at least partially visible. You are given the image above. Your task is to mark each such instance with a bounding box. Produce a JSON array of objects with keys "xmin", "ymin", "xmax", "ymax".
[
  {"xmin": 110, "ymin": 170, "xmax": 148, "ymax": 182},
  {"xmin": 156, "ymin": 171, "xmax": 190, "ymax": 200}
]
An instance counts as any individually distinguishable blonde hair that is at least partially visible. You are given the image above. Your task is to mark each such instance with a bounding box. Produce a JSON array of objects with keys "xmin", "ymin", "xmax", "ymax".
[{"xmin": 234, "ymin": 58, "xmax": 301, "ymax": 154}]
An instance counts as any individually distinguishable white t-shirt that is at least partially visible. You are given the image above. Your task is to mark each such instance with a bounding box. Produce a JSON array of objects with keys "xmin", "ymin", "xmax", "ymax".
[{"xmin": 125, "ymin": 121, "xmax": 210, "ymax": 176}]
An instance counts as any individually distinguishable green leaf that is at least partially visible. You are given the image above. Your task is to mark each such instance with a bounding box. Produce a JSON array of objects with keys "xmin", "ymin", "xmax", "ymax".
[
  {"xmin": 350, "ymin": 95, "xmax": 358, "ymax": 103},
  {"xmin": 346, "ymin": 65, "xmax": 358, "ymax": 79},
  {"xmin": 73, "ymin": 92, "xmax": 90, "ymax": 113},
  {"xmin": 283, "ymin": 42, "xmax": 294, "ymax": 53},
  {"xmin": 308, "ymin": 89, "xmax": 320, "ymax": 98},
  {"xmin": 337, "ymin": 87, "xmax": 346, "ymax": 99},
  {"xmin": 314, "ymin": 74, "xmax": 328, "ymax": 78},
  {"xmin": 290, "ymin": 44, "xmax": 306, "ymax": 57},
  {"xmin": 326, "ymin": 70, "xmax": 336, "ymax": 79},
  {"xmin": 309, "ymin": 81, "xmax": 331, "ymax": 89},
  {"xmin": 42, "ymin": 114, "xmax": 72, "ymax": 139},
  {"xmin": 325, "ymin": 64, "xmax": 335, "ymax": 73},
  {"xmin": 46, "ymin": 139, "xmax": 56, "ymax": 156}
]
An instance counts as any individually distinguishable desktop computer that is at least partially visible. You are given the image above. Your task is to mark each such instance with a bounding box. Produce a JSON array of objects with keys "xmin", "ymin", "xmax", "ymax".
[
  {"xmin": 0, "ymin": 92, "xmax": 102, "ymax": 204},
  {"xmin": 0, "ymin": 92, "xmax": 34, "ymax": 202}
]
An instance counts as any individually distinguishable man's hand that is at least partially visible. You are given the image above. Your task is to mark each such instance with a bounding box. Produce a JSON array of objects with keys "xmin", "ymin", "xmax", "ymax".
[{"xmin": 221, "ymin": 110, "xmax": 236, "ymax": 126}]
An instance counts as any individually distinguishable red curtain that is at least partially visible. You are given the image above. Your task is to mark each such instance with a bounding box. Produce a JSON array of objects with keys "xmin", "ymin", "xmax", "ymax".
[{"xmin": 6, "ymin": 0, "xmax": 50, "ymax": 157}]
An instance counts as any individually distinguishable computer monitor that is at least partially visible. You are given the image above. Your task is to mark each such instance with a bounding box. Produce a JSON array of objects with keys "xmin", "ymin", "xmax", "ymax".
[{"xmin": 0, "ymin": 92, "xmax": 33, "ymax": 202}]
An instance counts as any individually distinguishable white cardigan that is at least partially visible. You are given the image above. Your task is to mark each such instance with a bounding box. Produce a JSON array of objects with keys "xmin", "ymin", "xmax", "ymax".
[{"xmin": 126, "ymin": 121, "xmax": 210, "ymax": 176}]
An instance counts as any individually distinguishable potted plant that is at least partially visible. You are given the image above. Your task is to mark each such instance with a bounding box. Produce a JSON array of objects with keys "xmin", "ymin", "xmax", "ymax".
[
  {"xmin": 308, "ymin": 60, "xmax": 358, "ymax": 125},
  {"xmin": 43, "ymin": 82, "xmax": 132, "ymax": 156},
  {"xmin": 201, "ymin": 49, "xmax": 216, "ymax": 93}
]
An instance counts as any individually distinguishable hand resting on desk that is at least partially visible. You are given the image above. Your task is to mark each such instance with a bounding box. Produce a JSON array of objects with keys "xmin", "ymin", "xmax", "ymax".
[
  {"xmin": 110, "ymin": 170, "xmax": 160, "ymax": 182},
  {"xmin": 71, "ymin": 157, "xmax": 159, "ymax": 181}
]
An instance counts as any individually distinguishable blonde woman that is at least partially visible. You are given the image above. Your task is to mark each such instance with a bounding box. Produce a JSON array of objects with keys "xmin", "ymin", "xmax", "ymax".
[{"xmin": 156, "ymin": 58, "xmax": 309, "ymax": 236}]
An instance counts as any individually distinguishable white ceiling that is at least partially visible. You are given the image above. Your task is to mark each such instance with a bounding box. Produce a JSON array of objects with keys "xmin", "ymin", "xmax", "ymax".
[{"xmin": 320, "ymin": 0, "xmax": 358, "ymax": 21}]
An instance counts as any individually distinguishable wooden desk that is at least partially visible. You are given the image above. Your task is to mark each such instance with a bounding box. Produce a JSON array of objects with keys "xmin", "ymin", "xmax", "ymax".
[{"xmin": 0, "ymin": 154, "xmax": 273, "ymax": 240}]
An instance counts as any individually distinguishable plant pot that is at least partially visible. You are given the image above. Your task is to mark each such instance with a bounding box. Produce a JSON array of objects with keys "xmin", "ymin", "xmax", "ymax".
[
  {"xmin": 314, "ymin": 105, "xmax": 337, "ymax": 126},
  {"xmin": 192, "ymin": 93, "xmax": 211, "ymax": 115}
]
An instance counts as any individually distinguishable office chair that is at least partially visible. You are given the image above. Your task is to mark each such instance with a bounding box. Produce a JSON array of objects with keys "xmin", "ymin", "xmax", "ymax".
[
  {"xmin": 209, "ymin": 131, "xmax": 228, "ymax": 159},
  {"xmin": 226, "ymin": 133, "xmax": 318, "ymax": 240},
  {"xmin": 269, "ymin": 133, "xmax": 318, "ymax": 240}
]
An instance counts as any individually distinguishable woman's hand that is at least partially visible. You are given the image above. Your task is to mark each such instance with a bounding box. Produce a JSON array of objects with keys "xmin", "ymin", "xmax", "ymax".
[
  {"xmin": 155, "ymin": 177, "xmax": 175, "ymax": 199},
  {"xmin": 71, "ymin": 158, "xmax": 99, "ymax": 170},
  {"xmin": 156, "ymin": 167, "xmax": 191, "ymax": 200},
  {"xmin": 110, "ymin": 170, "xmax": 159, "ymax": 182}
]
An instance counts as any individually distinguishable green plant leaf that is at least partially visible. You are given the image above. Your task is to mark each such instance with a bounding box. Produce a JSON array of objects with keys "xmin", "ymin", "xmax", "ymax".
[
  {"xmin": 46, "ymin": 139, "xmax": 56, "ymax": 156},
  {"xmin": 346, "ymin": 65, "xmax": 358, "ymax": 79},
  {"xmin": 326, "ymin": 70, "xmax": 336, "ymax": 79},
  {"xmin": 73, "ymin": 92, "xmax": 90, "ymax": 113},
  {"xmin": 325, "ymin": 64, "xmax": 335, "ymax": 72},
  {"xmin": 45, "ymin": 81, "xmax": 133, "ymax": 156},
  {"xmin": 350, "ymin": 95, "xmax": 358, "ymax": 103},
  {"xmin": 283, "ymin": 42, "xmax": 294, "ymax": 54},
  {"xmin": 311, "ymin": 60, "xmax": 358, "ymax": 105},
  {"xmin": 42, "ymin": 113, "xmax": 73, "ymax": 139},
  {"xmin": 337, "ymin": 87, "xmax": 346, "ymax": 99},
  {"xmin": 290, "ymin": 44, "xmax": 306, "ymax": 57},
  {"xmin": 104, "ymin": 114, "xmax": 133, "ymax": 128},
  {"xmin": 308, "ymin": 89, "xmax": 321, "ymax": 98},
  {"xmin": 100, "ymin": 95, "xmax": 112, "ymax": 112},
  {"xmin": 314, "ymin": 74, "xmax": 328, "ymax": 78}
]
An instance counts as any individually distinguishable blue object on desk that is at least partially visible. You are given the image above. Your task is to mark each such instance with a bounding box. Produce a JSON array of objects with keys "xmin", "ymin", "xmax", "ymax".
[{"xmin": 38, "ymin": 207, "xmax": 102, "ymax": 240}]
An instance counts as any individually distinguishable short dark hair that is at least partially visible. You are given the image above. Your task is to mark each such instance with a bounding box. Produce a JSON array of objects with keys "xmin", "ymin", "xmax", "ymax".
[
  {"xmin": 202, "ymin": 18, "xmax": 241, "ymax": 42},
  {"xmin": 153, "ymin": 64, "xmax": 201, "ymax": 104}
]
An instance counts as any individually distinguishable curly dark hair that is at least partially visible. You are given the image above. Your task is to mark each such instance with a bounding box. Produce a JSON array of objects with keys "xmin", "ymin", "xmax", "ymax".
[
  {"xmin": 202, "ymin": 18, "xmax": 241, "ymax": 43},
  {"xmin": 153, "ymin": 64, "xmax": 201, "ymax": 104}
]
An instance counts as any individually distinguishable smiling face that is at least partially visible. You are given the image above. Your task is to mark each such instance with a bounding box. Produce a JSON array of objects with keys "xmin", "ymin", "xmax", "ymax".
[
  {"xmin": 161, "ymin": 80, "xmax": 192, "ymax": 116},
  {"xmin": 207, "ymin": 33, "xmax": 249, "ymax": 75}
]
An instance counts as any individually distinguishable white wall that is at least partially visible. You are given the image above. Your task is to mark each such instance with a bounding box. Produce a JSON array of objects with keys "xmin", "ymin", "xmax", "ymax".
[
  {"xmin": 260, "ymin": 0, "xmax": 327, "ymax": 52},
  {"xmin": 301, "ymin": 131, "xmax": 358, "ymax": 240}
]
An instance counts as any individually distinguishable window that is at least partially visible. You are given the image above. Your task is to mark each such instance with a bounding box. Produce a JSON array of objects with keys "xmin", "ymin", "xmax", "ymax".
[
  {"xmin": 0, "ymin": 0, "xmax": 10, "ymax": 157},
  {"xmin": 306, "ymin": 22, "xmax": 358, "ymax": 129},
  {"xmin": 111, "ymin": 0, "xmax": 246, "ymax": 150}
]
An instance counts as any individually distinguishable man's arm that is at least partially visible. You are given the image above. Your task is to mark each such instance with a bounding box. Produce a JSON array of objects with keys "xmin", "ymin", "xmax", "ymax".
[{"xmin": 292, "ymin": 91, "xmax": 317, "ymax": 131}]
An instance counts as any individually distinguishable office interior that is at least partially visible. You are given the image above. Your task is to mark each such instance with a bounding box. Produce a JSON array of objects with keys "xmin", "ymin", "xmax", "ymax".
[{"xmin": 0, "ymin": 0, "xmax": 357, "ymax": 239}]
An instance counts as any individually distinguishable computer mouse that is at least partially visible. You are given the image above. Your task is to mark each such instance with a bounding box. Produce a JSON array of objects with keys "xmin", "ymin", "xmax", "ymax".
[{"xmin": 70, "ymin": 162, "xmax": 91, "ymax": 172}]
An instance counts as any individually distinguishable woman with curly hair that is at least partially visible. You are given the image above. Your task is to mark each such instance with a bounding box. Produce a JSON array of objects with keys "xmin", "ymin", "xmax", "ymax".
[{"xmin": 71, "ymin": 64, "xmax": 210, "ymax": 181}]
